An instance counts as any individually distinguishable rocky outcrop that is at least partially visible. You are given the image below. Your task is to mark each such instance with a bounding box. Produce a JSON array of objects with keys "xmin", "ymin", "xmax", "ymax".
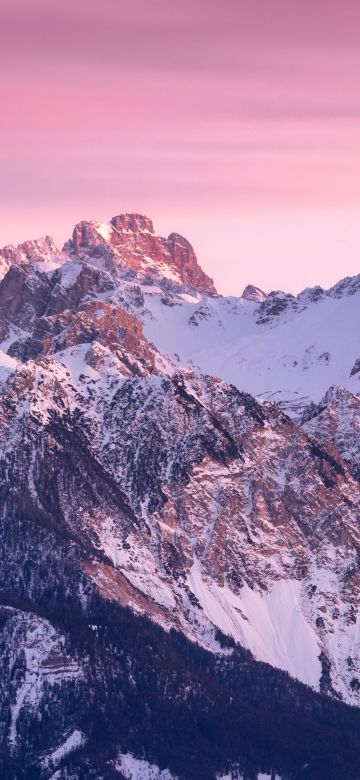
[
  {"xmin": 47, "ymin": 261, "xmax": 116, "ymax": 316},
  {"xmin": 0, "ymin": 236, "xmax": 64, "ymax": 279},
  {"xmin": 166, "ymin": 231, "xmax": 216, "ymax": 294},
  {"xmin": 22, "ymin": 300, "xmax": 158, "ymax": 374},
  {"xmin": 302, "ymin": 386, "xmax": 360, "ymax": 481},
  {"xmin": 0, "ymin": 264, "xmax": 51, "ymax": 331},
  {"xmin": 256, "ymin": 290, "xmax": 297, "ymax": 323},
  {"xmin": 0, "ymin": 213, "xmax": 216, "ymax": 298},
  {"xmin": 64, "ymin": 213, "xmax": 217, "ymax": 295},
  {"xmin": 241, "ymin": 284, "xmax": 267, "ymax": 302}
]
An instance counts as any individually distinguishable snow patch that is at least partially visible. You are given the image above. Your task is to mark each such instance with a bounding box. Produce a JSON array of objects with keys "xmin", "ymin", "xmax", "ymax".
[
  {"xmin": 115, "ymin": 752, "xmax": 177, "ymax": 779},
  {"xmin": 0, "ymin": 350, "xmax": 18, "ymax": 383},
  {"xmin": 187, "ymin": 561, "xmax": 321, "ymax": 689},
  {"xmin": 43, "ymin": 730, "xmax": 85, "ymax": 768},
  {"xmin": 34, "ymin": 258, "xmax": 64, "ymax": 274},
  {"xmin": 55, "ymin": 344, "xmax": 100, "ymax": 385},
  {"xmin": 96, "ymin": 221, "xmax": 113, "ymax": 241},
  {"xmin": 57, "ymin": 261, "xmax": 82, "ymax": 288}
]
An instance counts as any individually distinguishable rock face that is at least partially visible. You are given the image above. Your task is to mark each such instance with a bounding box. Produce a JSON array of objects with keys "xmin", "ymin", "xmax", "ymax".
[
  {"xmin": 63, "ymin": 213, "xmax": 217, "ymax": 295},
  {"xmin": 20, "ymin": 300, "xmax": 157, "ymax": 374},
  {"xmin": 0, "ymin": 235, "xmax": 64, "ymax": 278},
  {"xmin": 0, "ymin": 214, "xmax": 360, "ymax": 778},
  {"xmin": 301, "ymin": 386, "xmax": 360, "ymax": 481},
  {"xmin": 241, "ymin": 284, "xmax": 267, "ymax": 302}
]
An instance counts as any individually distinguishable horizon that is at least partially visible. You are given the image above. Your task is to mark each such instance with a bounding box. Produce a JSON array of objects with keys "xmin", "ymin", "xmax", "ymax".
[
  {"xmin": 1, "ymin": 208, "xmax": 359, "ymax": 298},
  {"xmin": 2, "ymin": 1, "xmax": 360, "ymax": 295}
]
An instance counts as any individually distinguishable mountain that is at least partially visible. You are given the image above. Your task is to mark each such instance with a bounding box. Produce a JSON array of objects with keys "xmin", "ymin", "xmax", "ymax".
[
  {"xmin": 139, "ymin": 275, "xmax": 360, "ymax": 421},
  {"xmin": 0, "ymin": 214, "xmax": 360, "ymax": 779},
  {"xmin": 62, "ymin": 214, "xmax": 217, "ymax": 295}
]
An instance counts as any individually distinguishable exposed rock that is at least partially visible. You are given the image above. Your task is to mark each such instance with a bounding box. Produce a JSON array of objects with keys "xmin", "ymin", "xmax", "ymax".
[
  {"xmin": 241, "ymin": 284, "xmax": 267, "ymax": 302},
  {"xmin": 167, "ymin": 232, "xmax": 217, "ymax": 295},
  {"xmin": 22, "ymin": 300, "xmax": 158, "ymax": 374},
  {"xmin": 0, "ymin": 235, "xmax": 64, "ymax": 279},
  {"xmin": 256, "ymin": 290, "xmax": 297, "ymax": 323},
  {"xmin": 63, "ymin": 213, "xmax": 217, "ymax": 295},
  {"xmin": 301, "ymin": 385, "xmax": 360, "ymax": 481},
  {"xmin": 47, "ymin": 261, "xmax": 116, "ymax": 316},
  {"xmin": 350, "ymin": 358, "xmax": 360, "ymax": 377},
  {"xmin": 0, "ymin": 264, "xmax": 52, "ymax": 330}
]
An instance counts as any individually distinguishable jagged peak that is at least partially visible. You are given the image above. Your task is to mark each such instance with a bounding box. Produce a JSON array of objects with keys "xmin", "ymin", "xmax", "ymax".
[
  {"xmin": 0, "ymin": 235, "xmax": 61, "ymax": 264},
  {"xmin": 241, "ymin": 284, "xmax": 267, "ymax": 303},
  {"xmin": 111, "ymin": 213, "xmax": 154, "ymax": 234},
  {"xmin": 63, "ymin": 212, "xmax": 217, "ymax": 296},
  {"xmin": 322, "ymin": 384, "xmax": 359, "ymax": 405},
  {"xmin": 0, "ymin": 234, "xmax": 58, "ymax": 257},
  {"xmin": 0, "ymin": 235, "xmax": 64, "ymax": 281}
]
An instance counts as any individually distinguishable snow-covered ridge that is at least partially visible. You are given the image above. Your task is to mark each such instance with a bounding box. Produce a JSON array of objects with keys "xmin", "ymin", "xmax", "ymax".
[{"xmin": 141, "ymin": 279, "xmax": 360, "ymax": 414}]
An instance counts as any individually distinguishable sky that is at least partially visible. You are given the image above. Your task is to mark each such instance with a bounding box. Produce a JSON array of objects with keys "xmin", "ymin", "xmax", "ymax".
[{"xmin": 1, "ymin": 0, "xmax": 360, "ymax": 295}]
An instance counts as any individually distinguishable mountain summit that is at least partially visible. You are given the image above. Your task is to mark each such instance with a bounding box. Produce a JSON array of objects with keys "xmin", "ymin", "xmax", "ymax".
[{"xmin": 63, "ymin": 212, "xmax": 217, "ymax": 295}]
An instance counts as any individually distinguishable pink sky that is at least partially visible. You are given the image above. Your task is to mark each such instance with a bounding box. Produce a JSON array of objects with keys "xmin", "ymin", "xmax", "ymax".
[{"xmin": 1, "ymin": 0, "xmax": 360, "ymax": 294}]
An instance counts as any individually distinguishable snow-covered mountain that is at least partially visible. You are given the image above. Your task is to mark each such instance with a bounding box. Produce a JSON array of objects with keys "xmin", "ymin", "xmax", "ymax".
[
  {"xmin": 0, "ymin": 213, "xmax": 360, "ymax": 779},
  {"xmin": 140, "ymin": 273, "xmax": 360, "ymax": 420}
]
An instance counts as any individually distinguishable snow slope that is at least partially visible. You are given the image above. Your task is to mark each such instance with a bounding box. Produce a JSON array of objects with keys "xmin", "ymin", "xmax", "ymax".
[
  {"xmin": 115, "ymin": 753, "xmax": 177, "ymax": 780},
  {"xmin": 142, "ymin": 285, "xmax": 360, "ymax": 415},
  {"xmin": 187, "ymin": 562, "xmax": 321, "ymax": 688}
]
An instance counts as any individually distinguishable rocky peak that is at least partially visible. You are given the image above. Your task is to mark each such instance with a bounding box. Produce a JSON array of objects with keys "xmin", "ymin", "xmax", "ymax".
[
  {"xmin": 0, "ymin": 235, "xmax": 63, "ymax": 279},
  {"xmin": 110, "ymin": 213, "xmax": 154, "ymax": 234},
  {"xmin": 256, "ymin": 289, "xmax": 297, "ymax": 323},
  {"xmin": 64, "ymin": 213, "xmax": 217, "ymax": 296},
  {"xmin": 329, "ymin": 273, "xmax": 360, "ymax": 298},
  {"xmin": 241, "ymin": 284, "xmax": 267, "ymax": 303},
  {"xmin": 65, "ymin": 220, "xmax": 111, "ymax": 260}
]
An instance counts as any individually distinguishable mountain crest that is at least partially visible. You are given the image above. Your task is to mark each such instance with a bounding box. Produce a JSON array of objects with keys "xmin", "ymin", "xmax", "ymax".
[
  {"xmin": 110, "ymin": 212, "xmax": 154, "ymax": 234},
  {"xmin": 0, "ymin": 235, "xmax": 63, "ymax": 277},
  {"xmin": 64, "ymin": 213, "xmax": 217, "ymax": 296}
]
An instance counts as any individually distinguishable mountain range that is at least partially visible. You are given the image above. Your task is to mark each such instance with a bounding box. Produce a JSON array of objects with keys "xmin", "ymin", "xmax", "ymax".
[{"xmin": 0, "ymin": 214, "xmax": 359, "ymax": 780}]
